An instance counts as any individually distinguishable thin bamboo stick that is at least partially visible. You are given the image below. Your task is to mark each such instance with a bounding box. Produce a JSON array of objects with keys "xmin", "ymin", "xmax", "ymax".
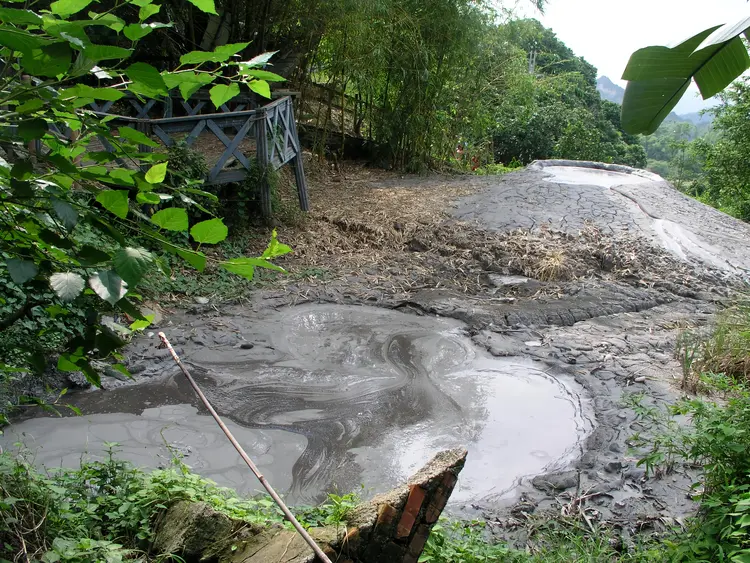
[{"xmin": 157, "ymin": 332, "xmax": 333, "ymax": 563}]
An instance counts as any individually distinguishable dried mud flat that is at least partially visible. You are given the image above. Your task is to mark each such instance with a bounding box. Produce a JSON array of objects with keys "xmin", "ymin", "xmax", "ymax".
[{"xmin": 6, "ymin": 159, "xmax": 750, "ymax": 546}]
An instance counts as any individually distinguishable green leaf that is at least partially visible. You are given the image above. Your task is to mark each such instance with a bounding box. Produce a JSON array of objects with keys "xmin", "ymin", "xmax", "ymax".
[
  {"xmin": 110, "ymin": 364, "xmax": 131, "ymax": 377},
  {"xmin": 138, "ymin": 3, "xmax": 160, "ymax": 21},
  {"xmin": 51, "ymin": 197, "xmax": 78, "ymax": 231},
  {"xmin": 151, "ymin": 207, "xmax": 188, "ymax": 231},
  {"xmin": 0, "ymin": 8, "xmax": 43, "ymax": 25},
  {"xmin": 116, "ymin": 297, "xmax": 145, "ymax": 320},
  {"xmin": 10, "ymin": 160, "xmax": 33, "ymax": 181},
  {"xmin": 129, "ymin": 314, "xmax": 154, "ymax": 331},
  {"xmin": 83, "ymin": 44, "xmax": 132, "ymax": 62},
  {"xmin": 0, "ymin": 27, "xmax": 49, "ymax": 52},
  {"xmin": 248, "ymin": 80, "xmax": 271, "ymax": 99},
  {"xmin": 87, "ymin": 214, "xmax": 125, "ymax": 244},
  {"xmin": 89, "ymin": 270, "xmax": 128, "ymax": 305},
  {"xmin": 241, "ymin": 68, "xmax": 285, "ymax": 82},
  {"xmin": 20, "ymin": 42, "xmax": 72, "ymax": 77},
  {"xmin": 213, "ymin": 42, "xmax": 249, "ymax": 59},
  {"xmin": 50, "ymin": 0, "xmax": 95, "ymax": 17},
  {"xmin": 6, "ymin": 259, "xmax": 38, "ymax": 284},
  {"xmin": 145, "ymin": 161, "xmax": 168, "ymax": 183},
  {"xmin": 96, "ymin": 189, "xmax": 129, "ymax": 219},
  {"xmin": 180, "ymin": 42, "xmax": 248, "ymax": 65},
  {"xmin": 209, "ymin": 83, "xmax": 240, "ymax": 108},
  {"xmin": 123, "ymin": 22, "xmax": 170, "ymax": 41},
  {"xmin": 57, "ymin": 354, "xmax": 81, "ymax": 372},
  {"xmin": 49, "ymin": 272, "xmax": 85, "ymax": 300},
  {"xmin": 241, "ymin": 51, "xmax": 277, "ymax": 68},
  {"xmin": 261, "ymin": 229, "xmax": 292, "ymax": 259},
  {"xmin": 126, "ymin": 62, "xmax": 168, "ymax": 97},
  {"xmin": 118, "ymin": 126, "xmax": 159, "ymax": 147},
  {"xmin": 163, "ymin": 71, "xmax": 214, "ymax": 99},
  {"xmin": 112, "ymin": 247, "xmax": 152, "ymax": 285},
  {"xmin": 186, "ymin": 0, "xmax": 218, "ymax": 16},
  {"xmin": 177, "ymin": 248, "xmax": 206, "ymax": 271},
  {"xmin": 136, "ymin": 192, "xmax": 161, "ymax": 204},
  {"xmin": 190, "ymin": 218, "xmax": 228, "ymax": 244},
  {"xmin": 78, "ymin": 245, "xmax": 110, "ymax": 265},
  {"xmin": 16, "ymin": 99, "xmax": 44, "ymax": 114},
  {"xmin": 621, "ymin": 18, "xmax": 750, "ymax": 134},
  {"xmin": 18, "ymin": 118, "xmax": 48, "ymax": 141}
]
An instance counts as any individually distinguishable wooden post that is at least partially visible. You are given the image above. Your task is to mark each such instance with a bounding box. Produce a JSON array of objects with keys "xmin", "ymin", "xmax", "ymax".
[
  {"xmin": 255, "ymin": 109, "xmax": 272, "ymax": 219},
  {"xmin": 287, "ymin": 101, "xmax": 309, "ymax": 212}
]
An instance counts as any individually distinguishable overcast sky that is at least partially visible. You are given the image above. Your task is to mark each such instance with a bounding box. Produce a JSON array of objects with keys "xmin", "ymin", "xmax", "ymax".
[{"xmin": 519, "ymin": 0, "xmax": 749, "ymax": 113}]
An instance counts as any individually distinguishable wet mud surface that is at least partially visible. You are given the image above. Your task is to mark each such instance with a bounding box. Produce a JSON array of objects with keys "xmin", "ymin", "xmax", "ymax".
[
  {"xmin": 3, "ymin": 161, "xmax": 748, "ymax": 533},
  {"xmin": 3, "ymin": 305, "xmax": 592, "ymax": 506}
]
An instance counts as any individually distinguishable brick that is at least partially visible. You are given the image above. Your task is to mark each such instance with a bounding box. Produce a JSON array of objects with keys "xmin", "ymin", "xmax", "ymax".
[
  {"xmin": 408, "ymin": 524, "xmax": 431, "ymax": 558},
  {"xmin": 396, "ymin": 485, "xmax": 427, "ymax": 539},
  {"xmin": 376, "ymin": 503, "xmax": 399, "ymax": 528},
  {"xmin": 424, "ymin": 488, "xmax": 450, "ymax": 524}
]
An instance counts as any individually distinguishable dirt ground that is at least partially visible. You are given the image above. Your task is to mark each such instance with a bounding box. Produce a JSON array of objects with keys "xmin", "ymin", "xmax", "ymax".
[{"xmin": 7, "ymin": 157, "xmax": 748, "ymax": 549}]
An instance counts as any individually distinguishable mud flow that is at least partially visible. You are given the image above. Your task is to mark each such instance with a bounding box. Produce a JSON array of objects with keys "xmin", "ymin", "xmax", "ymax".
[{"xmin": 1, "ymin": 304, "xmax": 592, "ymax": 507}]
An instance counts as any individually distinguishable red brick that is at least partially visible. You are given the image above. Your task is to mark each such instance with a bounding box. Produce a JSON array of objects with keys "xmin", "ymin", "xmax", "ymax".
[{"xmin": 396, "ymin": 485, "xmax": 427, "ymax": 539}]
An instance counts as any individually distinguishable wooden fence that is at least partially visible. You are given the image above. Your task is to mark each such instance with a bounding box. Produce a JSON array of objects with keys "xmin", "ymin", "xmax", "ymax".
[{"xmin": 73, "ymin": 92, "xmax": 309, "ymax": 218}]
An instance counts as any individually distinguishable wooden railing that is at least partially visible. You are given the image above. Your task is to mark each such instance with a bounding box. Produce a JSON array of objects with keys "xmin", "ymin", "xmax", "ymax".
[{"xmin": 77, "ymin": 92, "xmax": 309, "ymax": 218}]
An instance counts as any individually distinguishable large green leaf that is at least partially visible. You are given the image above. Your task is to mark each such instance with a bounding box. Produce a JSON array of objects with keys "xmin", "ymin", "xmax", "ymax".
[
  {"xmin": 123, "ymin": 22, "xmax": 170, "ymax": 41},
  {"xmin": 83, "ymin": 44, "xmax": 133, "ymax": 62},
  {"xmin": 126, "ymin": 62, "xmax": 168, "ymax": 97},
  {"xmin": 138, "ymin": 3, "xmax": 160, "ymax": 21},
  {"xmin": 163, "ymin": 71, "xmax": 214, "ymax": 100},
  {"xmin": 621, "ymin": 17, "xmax": 750, "ymax": 134},
  {"xmin": 51, "ymin": 197, "xmax": 79, "ymax": 230},
  {"xmin": 20, "ymin": 42, "xmax": 72, "ymax": 77},
  {"xmin": 151, "ymin": 208, "xmax": 188, "ymax": 231},
  {"xmin": 59, "ymin": 84, "xmax": 124, "ymax": 101},
  {"xmin": 145, "ymin": 161, "xmax": 168, "ymax": 183},
  {"xmin": 0, "ymin": 27, "xmax": 49, "ymax": 52},
  {"xmin": 89, "ymin": 270, "xmax": 128, "ymax": 305},
  {"xmin": 112, "ymin": 247, "xmax": 152, "ymax": 285},
  {"xmin": 186, "ymin": 0, "xmax": 218, "ymax": 16},
  {"xmin": 50, "ymin": 0, "xmax": 94, "ymax": 17},
  {"xmin": 248, "ymin": 80, "xmax": 271, "ymax": 99},
  {"xmin": 50, "ymin": 272, "xmax": 85, "ymax": 300},
  {"xmin": 180, "ymin": 42, "xmax": 248, "ymax": 65},
  {"xmin": 190, "ymin": 218, "xmax": 228, "ymax": 244},
  {"xmin": 241, "ymin": 68, "xmax": 285, "ymax": 82},
  {"xmin": 118, "ymin": 126, "xmax": 159, "ymax": 147},
  {"xmin": 6, "ymin": 259, "xmax": 38, "ymax": 284},
  {"xmin": 18, "ymin": 118, "xmax": 48, "ymax": 141},
  {"xmin": 177, "ymin": 248, "xmax": 206, "ymax": 271},
  {"xmin": 96, "ymin": 190, "xmax": 129, "ymax": 219},
  {"xmin": 220, "ymin": 257, "xmax": 285, "ymax": 280},
  {"xmin": 209, "ymin": 83, "xmax": 240, "ymax": 108},
  {"xmin": 0, "ymin": 8, "xmax": 43, "ymax": 25}
]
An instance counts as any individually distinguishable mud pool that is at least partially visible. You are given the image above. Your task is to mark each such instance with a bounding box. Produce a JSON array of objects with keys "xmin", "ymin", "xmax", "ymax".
[{"xmin": 1, "ymin": 304, "xmax": 592, "ymax": 506}]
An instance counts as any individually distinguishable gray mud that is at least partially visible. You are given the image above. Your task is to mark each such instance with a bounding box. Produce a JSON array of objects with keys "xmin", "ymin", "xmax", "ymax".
[
  {"xmin": 3, "ymin": 161, "xmax": 746, "ymax": 535},
  {"xmin": 1, "ymin": 304, "xmax": 592, "ymax": 507}
]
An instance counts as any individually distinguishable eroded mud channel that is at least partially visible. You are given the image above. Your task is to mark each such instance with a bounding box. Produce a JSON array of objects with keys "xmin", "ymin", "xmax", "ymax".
[{"xmin": 2, "ymin": 304, "xmax": 591, "ymax": 507}]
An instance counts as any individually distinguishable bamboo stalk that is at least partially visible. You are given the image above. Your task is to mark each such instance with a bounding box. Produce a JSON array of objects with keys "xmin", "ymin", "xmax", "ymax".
[{"xmin": 157, "ymin": 332, "xmax": 333, "ymax": 563}]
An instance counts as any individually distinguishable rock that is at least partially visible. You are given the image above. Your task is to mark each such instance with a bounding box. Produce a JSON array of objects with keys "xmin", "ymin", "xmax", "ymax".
[
  {"xmin": 604, "ymin": 461, "xmax": 623, "ymax": 474},
  {"xmin": 194, "ymin": 296, "xmax": 209, "ymax": 305},
  {"xmin": 240, "ymin": 342, "xmax": 254, "ymax": 350},
  {"xmin": 151, "ymin": 500, "xmax": 245, "ymax": 560},
  {"xmin": 532, "ymin": 470, "xmax": 579, "ymax": 493},
  {"xmin": 66, "ymin": 371, "xmax": 91, "ymax": 388}
]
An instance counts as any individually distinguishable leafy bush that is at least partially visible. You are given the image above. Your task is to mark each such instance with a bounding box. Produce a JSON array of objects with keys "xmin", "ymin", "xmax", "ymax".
[{"xmin": 0, "ymin": 445, "xmax": 288, "ymax": 561}]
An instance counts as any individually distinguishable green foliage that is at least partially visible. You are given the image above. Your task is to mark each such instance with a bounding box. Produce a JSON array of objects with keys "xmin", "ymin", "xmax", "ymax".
[
  {"xmin": 294, "ymin": 491, "xmax": 360, "ymax": 528},
  {"xmin": 420, "ymin": 520, "xmax": 516, "ymax": 562},
  {"xmin": 621, "ymin": 16, "xmax": 750, "ymax": 134},
  {"xmin": 0, "ymin": 0, "xmax": 287, "ymax": 386},
  {"xmin": 0, "ymin": 445, "xmax": 286, "ymax": 561},
  {"xmin": 691, "ymin": 78, "xmax": 750, "ymax": 221}
]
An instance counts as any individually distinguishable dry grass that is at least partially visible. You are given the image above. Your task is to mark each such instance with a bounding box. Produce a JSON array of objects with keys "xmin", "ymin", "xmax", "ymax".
[{"xmin": 244, "ymin": 159, "xmax": 728, "ymax": 303}]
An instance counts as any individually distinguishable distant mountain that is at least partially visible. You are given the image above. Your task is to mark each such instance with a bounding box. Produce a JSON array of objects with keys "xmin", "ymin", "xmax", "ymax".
[
  {"xmin": 596, "ymin": 76, "xmax": 624, "ymax": 104},
  {"xmin": 671, "ymin": 111, "xmax": 714, "ymax": 127}
]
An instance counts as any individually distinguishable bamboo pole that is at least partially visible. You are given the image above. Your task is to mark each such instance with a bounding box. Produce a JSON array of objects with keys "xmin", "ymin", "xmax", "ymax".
[{"xmin": 157, "ymin": 332, "xmax": 333, "ymax": 563}]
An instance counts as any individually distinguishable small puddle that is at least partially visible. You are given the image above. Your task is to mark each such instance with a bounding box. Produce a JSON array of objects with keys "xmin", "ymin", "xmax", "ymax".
[
  {"xmin": 1, "ymin": 305, "xmax": 592, "ymax": 506},
  {"xmin": 541, "ymin": 165, "xmax": 647, "ymax": 188}
]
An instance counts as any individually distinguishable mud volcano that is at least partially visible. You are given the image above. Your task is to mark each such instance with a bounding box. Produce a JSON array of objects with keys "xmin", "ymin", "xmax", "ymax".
[{"xmin": 1, "ymin": 305, "xmax": 592, "ymax": 506}]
